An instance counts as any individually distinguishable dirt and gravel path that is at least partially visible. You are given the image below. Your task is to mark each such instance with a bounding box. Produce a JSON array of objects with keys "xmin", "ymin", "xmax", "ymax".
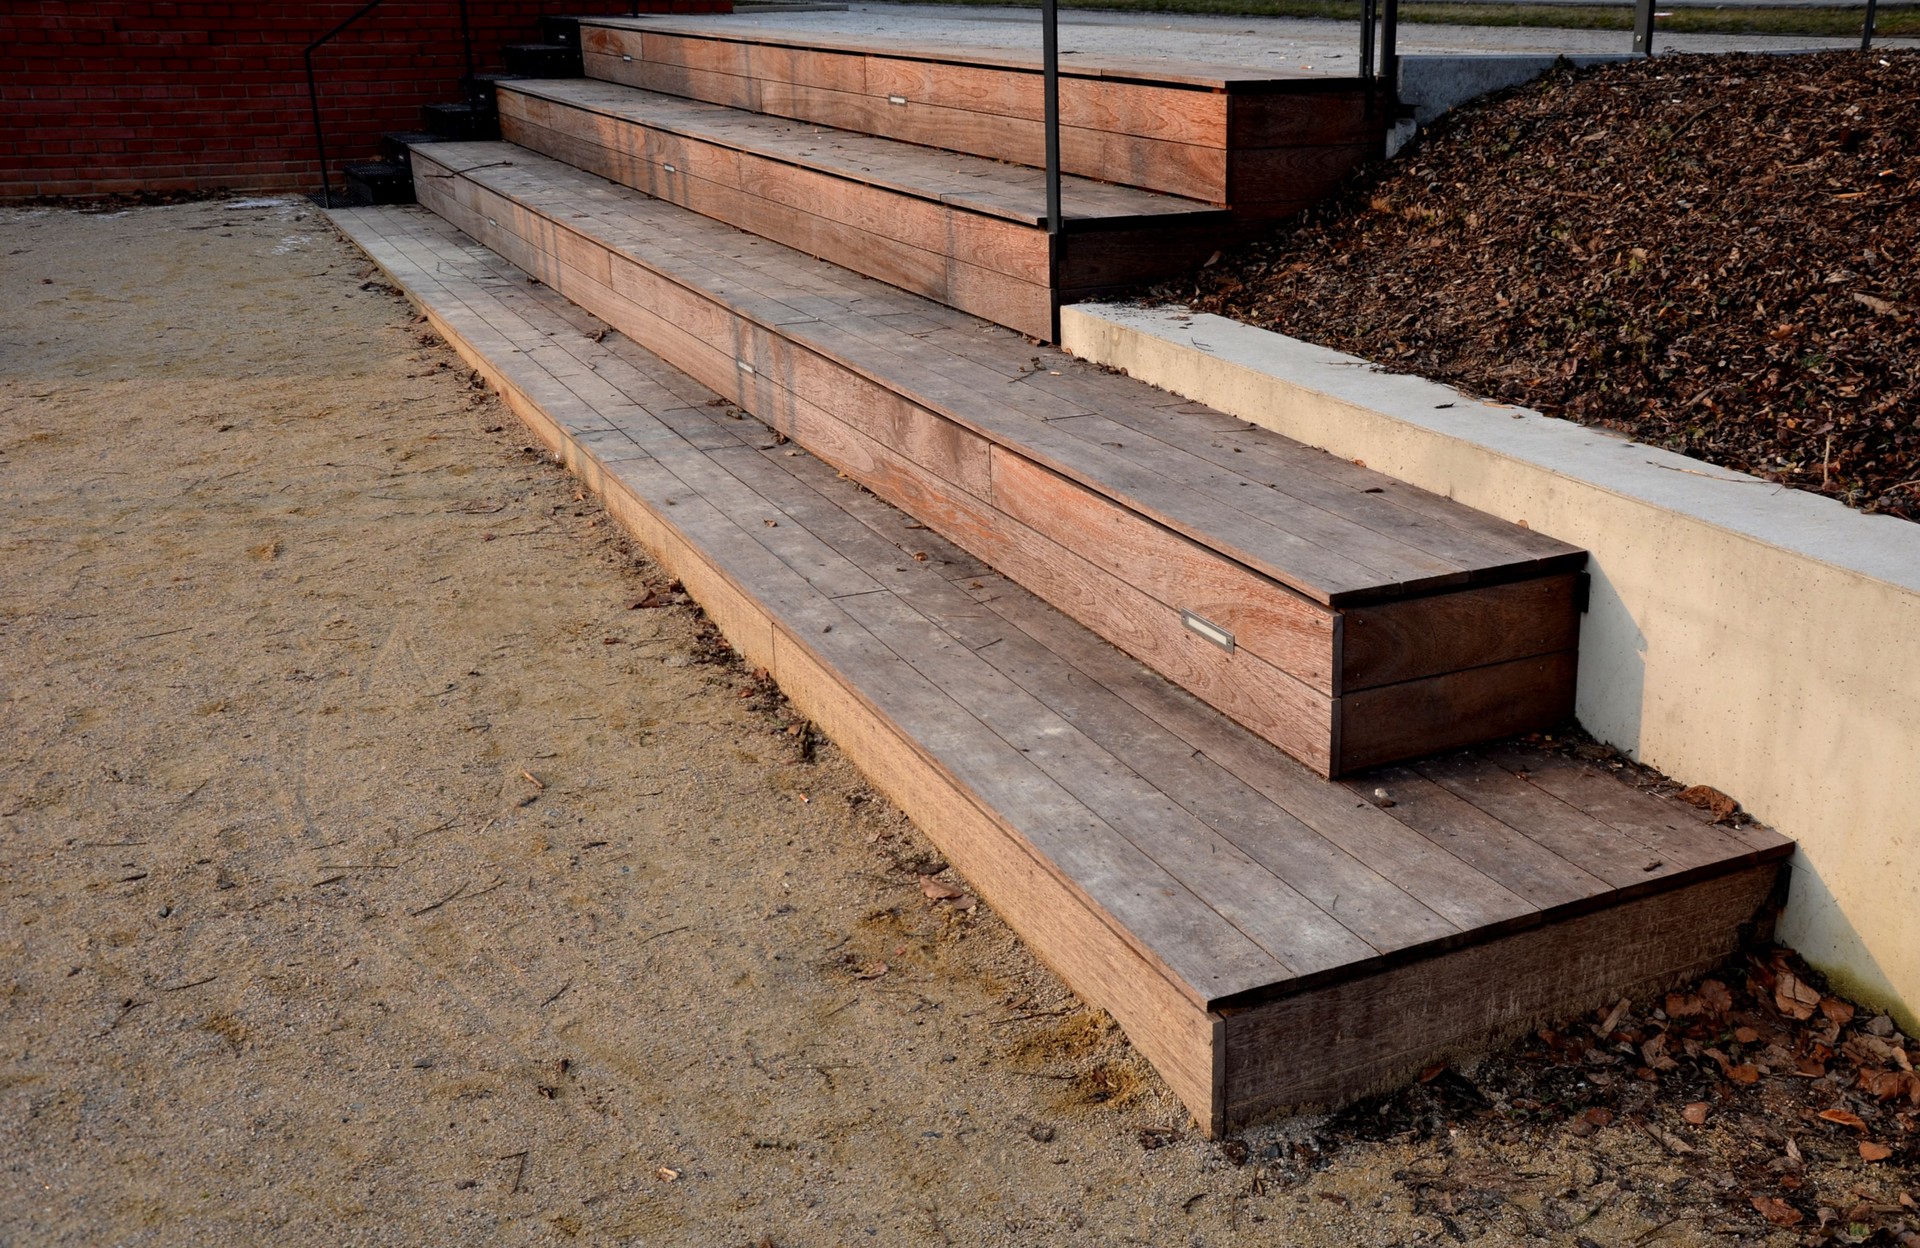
[{"xmin": 1, "ymin": 199, "xmax": 1914, "ymax": 1246}]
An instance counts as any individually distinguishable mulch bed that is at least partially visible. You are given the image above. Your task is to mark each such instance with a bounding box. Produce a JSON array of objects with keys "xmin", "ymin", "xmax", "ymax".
[
  {"xmin": 1165, "ymin": 50, "xmax": 1918, "ymax": 520},
  {"xmin": 1305, "ymin": 944, "xmax": 1920, "ymax": 1243}
]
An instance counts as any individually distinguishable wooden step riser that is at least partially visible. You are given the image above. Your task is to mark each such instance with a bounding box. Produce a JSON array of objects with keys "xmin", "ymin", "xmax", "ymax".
[
  {"xmin": 1221, "ymin": 861, "xmax": 1780, "ymax": 1125},
  {"xmin": 581, "ymin": 24, "xmax": 1380, "ymax": 207},
  {"xmin": 416, "ymin": 152, "xmax": 1578, "ymax": 774},
  {"xmin": 496, "ymin": 90, "xmax": 1226, "ymax": 340}
]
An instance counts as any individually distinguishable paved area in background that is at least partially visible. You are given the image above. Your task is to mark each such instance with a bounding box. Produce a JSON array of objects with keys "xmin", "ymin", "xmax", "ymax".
[{"xmin": 695, "ymin": 2, "xmax": 1913, "ymax": 72}]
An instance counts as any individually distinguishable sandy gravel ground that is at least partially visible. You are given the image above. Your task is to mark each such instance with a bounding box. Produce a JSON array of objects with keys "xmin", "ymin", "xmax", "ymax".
[{"xmin": 0, "ymin": 199, "xmax": 1903, "ymax": 1247}]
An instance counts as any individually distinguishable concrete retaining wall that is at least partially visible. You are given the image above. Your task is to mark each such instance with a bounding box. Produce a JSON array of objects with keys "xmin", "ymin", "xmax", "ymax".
[{"xmin": 1063, "ymin": 301, "xmax": 1920, "ymax": 1031}]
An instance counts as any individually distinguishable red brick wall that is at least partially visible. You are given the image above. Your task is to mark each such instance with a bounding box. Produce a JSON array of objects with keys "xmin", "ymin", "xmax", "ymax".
[{"xmin": 0, "ymin": 1, "xmax": 729, "ymax": 198}]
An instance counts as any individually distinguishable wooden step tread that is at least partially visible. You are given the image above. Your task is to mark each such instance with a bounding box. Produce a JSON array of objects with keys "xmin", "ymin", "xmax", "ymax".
[
  {"xmin": 330, "ymin": 201, "xmax": 1793, "ymax": 1133},
  {"xmin": 415, "ymin": 141, "xmax": 1579, "ymax": 607},
  {"xmin": 585, "ymin": 15, "xmax": 1335, "ymax": 90},
  {"xmin": 503, "ymin": 78, "xmax": 1221, "ymax": 226},
  {"xmin": 579, "ymin": 20, "xmax": 1383, "ymax": 208}
]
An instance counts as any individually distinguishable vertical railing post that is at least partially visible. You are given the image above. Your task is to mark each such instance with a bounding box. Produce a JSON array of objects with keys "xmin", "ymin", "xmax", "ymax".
[
  {"xmin": 1042, "ymin": 0, "xmax": 1062, "ymax": 343},
  {"xmin": 1380, "ymin": 0, "xmax": 1399, "ymax": 107},
  {"xmin": 1861, "ymin": 0, "xmax": 1879, "ymax": 49},
  {"xmin": 305, "ymin": 46, "xmax": 335, "ymax": 208},
  {"xmin": 1358, "ymin": 0, "xmax": 1377, "ymax": 114},
  {"xmin": 1632, "ymin": 0, "xmax": 1658, "ymax": 56},
  {"xmin": 459, "ymin": 0, "xmax": 477, "ymax": 99},
  {"xmin": 302, "ymin": 0, "xmax": 387, "ymax": 206}
]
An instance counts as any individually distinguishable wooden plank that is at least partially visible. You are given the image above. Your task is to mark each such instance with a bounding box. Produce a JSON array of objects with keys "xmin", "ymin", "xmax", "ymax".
[
  {"xmin": 1340, "ymin": 575, "xmax": 1584, "ymax": 692},
  {"xmin": 789, "ymin": 314, "xmax": 1447, "ymax": 605},
  {"xmin": 1416, "ymin": 749, "xmax": 1740, "ymax": 880},
  {"xmin": 595, "ymin": 49, "xmax": 1232, "ymax": 202},
  {"xmin": 761, "ymin": 624, "xmax": 1227, "ymax": 1132},
  {"xmin": 989, "ymin": 445, "xmax": 1339, "ymax": 692},
  {"xmin": 1338, "ymin": 652, "xmax": 1579, "ymax": 775},
  {"xmin": 507, "ymin": 80, "xmax": 1220, "ymax": 225},
  {"xmin": 1039, "ymin": 410, "xmax": 1520, "ymax": 598},
  {"xmin": 1226, "ymin": 142, "xmax": 1383, "ymax": 208},
  {"xmin": 1228, "ymin": 91, "xmax": 1381, "ymax": 147},
  {"xmin": 499, "ymin": 101, "xmax": 1056, "ymax": 338},
  {"xmin": 967, "ymin": 581, "xmax": 1537, "ymax": 936},
  {"xmin": 698, "ymin": 434, "xmax": 1461, "ymax": 963},
  {"xmin": 1476, "ymin": 744, "xmax": 1782, "ymax": 867},
  {"xmin": 799, "ymin": 426, "xmax": 1349, "ymax": 773},
  {"xmin": 837, "ymin": 589, "xmax": 1374, "ymax": 980},
  {"xmin": 1101, "ymin": 399, "xmax": 1582, "ymax": 572},
  {"xmin": 1349, "ymin": 764, "xmax": 1619, "ymax": 903},
  {"xmin": 1219, "ymin": 862, "xmax": 1781, "ymax": 1124}
]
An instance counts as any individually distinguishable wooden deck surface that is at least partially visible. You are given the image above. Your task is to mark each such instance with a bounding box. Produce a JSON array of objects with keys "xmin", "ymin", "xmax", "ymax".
[
  {"xmin": 409, "ymin": 140, "xmax": 1591, "ymax": 773},
  {"xmin": 331, "ymin": 203, "xmax": 1792, "ymax": 1132}
]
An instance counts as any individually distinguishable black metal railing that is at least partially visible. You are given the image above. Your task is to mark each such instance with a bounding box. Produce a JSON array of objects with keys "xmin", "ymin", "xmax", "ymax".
[
  {"xmin": 304, "ymin": 0, "xmax": 480, "ymax": 207},
  {"xmin": 1358, "ymin": 0, "xmax": 1401, "ymax": 116},
  {"xmin": 1042, "ymin": 0, "xmax": 1063, "ymax": 341}
]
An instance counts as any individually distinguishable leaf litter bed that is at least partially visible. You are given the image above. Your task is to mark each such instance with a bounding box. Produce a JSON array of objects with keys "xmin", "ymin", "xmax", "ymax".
[
  {"xmin": 1292, "ymin": 942, "xmax": 1920, "ymax": 1244},
  {"xmin": 1237, "ymin": 727, "xmax": 1920, "ymax": 1245},
  {"xmin": 1166, "ymin": 50, "xmax": 1919, "ymax": 520}
]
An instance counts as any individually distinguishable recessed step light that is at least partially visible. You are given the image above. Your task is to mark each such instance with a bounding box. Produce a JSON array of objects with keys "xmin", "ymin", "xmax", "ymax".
[{"xmin": 1180, "ymin": 609, "xmax": 1234, "ymax": 654}]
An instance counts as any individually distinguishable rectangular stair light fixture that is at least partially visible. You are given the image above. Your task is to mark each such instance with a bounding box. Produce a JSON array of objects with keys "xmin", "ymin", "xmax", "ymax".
[
  {"xmin": 736, "ymin": 359, "xmax": 755, "ymax": 376},
  {"xmin": 887, "ymin": 95, "xmax": 908, "ymax": 106},
  {"xmin": 1180, "ymin": 609, "xmax": 1235, "ymax": 654},
  {"xmin": 622, "ymin": 54, "xmax": 633, "ymax": 62},
  {"xmin": 662, "ymin": 163, "xmax": 676, "ymax": 174}
]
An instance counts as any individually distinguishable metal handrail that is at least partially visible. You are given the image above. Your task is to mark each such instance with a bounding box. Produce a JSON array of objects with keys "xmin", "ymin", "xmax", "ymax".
[
  {"xmin": 1042, "ymin": 0, "xmax": 1063, "ymax": 341},
  {"xmin": 1359, "ymin": 0, "xmax": 1401, "ymax": 116},
  {"xmin": 304, "ymin": 0, "xmax": 479, "ymax": 207}
]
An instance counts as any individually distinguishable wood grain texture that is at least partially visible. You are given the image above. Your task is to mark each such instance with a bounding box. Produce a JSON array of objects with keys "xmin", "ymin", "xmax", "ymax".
[
  {"xmin": 1219, "ymin": 862, "xmax": 1783, "ymax": 1127},
  {"xmin": 1337, "ymin": 652, "xmax": 1580, "ymax": 774},
  {"xmin": 579, "ymin": 22, "xmax": 1356, "ymax": 203},
  {"xmin": 1340, "ymin": 574, "xmax": 1584, "ymax": 692},
  {"xmin": 336, "ymin": 203, "xmax": 1795, "ymax": 1140},
  {"xmin": 415, "ymin": 144, "xmax": 1587, "ymax": 772}
]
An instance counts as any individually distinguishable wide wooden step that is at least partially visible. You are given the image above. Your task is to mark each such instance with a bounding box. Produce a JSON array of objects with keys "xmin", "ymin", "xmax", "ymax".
[
  {"xmin": 494, "ymin": 77, "xmax": 1231, "ymax": 340},
  {"xmin": 410, "ymin": 141, "xmax": 1586, "ymax": 777},
  {"xmin": 329, "ymin": 202, "xmax": 1792, "ymax": 1135},
  {"xmin": 578, "ymin": 17, "xmax": 1383, "ymax": 208}
]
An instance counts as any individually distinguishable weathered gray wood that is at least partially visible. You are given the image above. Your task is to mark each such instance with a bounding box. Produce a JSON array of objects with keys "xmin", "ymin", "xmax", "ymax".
[
  {"xmin": 1219, "ymin": 863, "xmax": 1783, "ymax": 1125},
  {"xmin": 333, "ymin": 204, "xmax": 1797, "ymax": 1141}
]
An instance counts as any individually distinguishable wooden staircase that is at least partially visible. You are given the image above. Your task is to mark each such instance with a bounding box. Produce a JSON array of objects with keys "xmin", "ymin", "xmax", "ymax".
[{"xmin": 327, "ymin": 15, "xmax": 1791, "ymax": 1136}]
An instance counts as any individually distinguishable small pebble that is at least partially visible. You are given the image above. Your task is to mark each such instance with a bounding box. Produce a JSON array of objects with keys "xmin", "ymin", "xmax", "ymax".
[{"xmin": 412, "ymin": 1056, "xmax": 434, "ymax": 1069}]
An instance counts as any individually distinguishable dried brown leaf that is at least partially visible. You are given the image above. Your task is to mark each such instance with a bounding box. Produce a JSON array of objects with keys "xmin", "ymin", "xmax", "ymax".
[
  {"xmin": 1775, "ymin": 973, "xmax": 1822, "ymax": 1021},
  {"xmin": 1751, "ymin": 1195, "xmax": 1804, "ymax": 1227},
  {"xmin": 1683, "ymin": 1102, "xmax": 1711, "ymax": 1125},
  {"xmin": 1860, "ymin": 1141, "xmax": 1893, "ymax": 1162},
  {"xmin": 1677, "ymin": 785, "xmax": 1739, "ymax": 820},
  {"xmin": 1818, "ymin": 1108, "xmax": 1869, "ymax": 1132},
  {"xmin": 918, "ymin": 875, "xmax": 964, "ymax": 901}
]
